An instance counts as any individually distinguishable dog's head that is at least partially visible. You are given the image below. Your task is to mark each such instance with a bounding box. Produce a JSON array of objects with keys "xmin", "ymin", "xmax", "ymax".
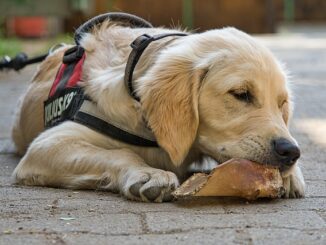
[{"xmin": 140, "ymin": 27, "xmax": 300, "ymax": 172}]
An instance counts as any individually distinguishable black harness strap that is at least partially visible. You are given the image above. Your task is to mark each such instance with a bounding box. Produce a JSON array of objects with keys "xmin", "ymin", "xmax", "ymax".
[
  {"xmin": 124, "ymin": 33, "xmax": 188, "ymax": 101},
  {"xmin": 74, "ymin": 12, "xmax": 153, "ymax": 45},
  {"xmin": 74, "ymin": 106, "xmax": 158, "ymax": 147}
]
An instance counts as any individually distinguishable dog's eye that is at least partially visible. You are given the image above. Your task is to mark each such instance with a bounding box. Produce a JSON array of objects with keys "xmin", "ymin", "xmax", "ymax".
[{"xmin": 229, "ymin": 90, "xmax": 253, "ymax": 103}]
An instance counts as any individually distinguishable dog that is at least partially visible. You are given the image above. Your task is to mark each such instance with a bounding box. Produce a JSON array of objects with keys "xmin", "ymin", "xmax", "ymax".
[{"xmin": 11, "ymin": 21, "xmax": 305, "ymax": 202}]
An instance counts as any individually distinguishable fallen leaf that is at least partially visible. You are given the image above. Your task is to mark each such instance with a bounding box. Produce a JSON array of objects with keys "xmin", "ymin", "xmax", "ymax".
[{"xmin": 59, "ymin": 217, "xmax": 75, "ymax": 221}]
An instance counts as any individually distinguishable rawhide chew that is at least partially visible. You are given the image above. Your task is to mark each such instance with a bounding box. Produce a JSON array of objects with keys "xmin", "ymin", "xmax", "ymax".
[{"xmin": 173, "ymin": 159, "xmax": 284, "ymax": 200}]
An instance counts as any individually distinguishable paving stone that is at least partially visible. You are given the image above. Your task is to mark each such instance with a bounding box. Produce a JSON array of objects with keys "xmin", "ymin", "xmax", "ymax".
[
  {"xmin": 0, "ymin": 234, "xmax": 53, "ymax": 245},
  {"xmin": 223, "ymin": 197, "xmax": 326, "ymax": 214},
  {"xmin": 0, "ymin": 154, "xmax": 20, "ymax": 176},
  {"xmin": 130, "ymin": 198, "xmax": 227, "ymax": 214},
  {"xmin": 146, "ymin": 211, "xmax": 325, "ymax": 233},
  {"xmin": 0, "ymin": 155, "xmax": 16, "ymax": 185},
  {"xmin": 0, "ymin": 185, "xmax": 123, "ymax": 202},
  {"xmin": 305, "ymin": 181, "xmax": 326, "ymax": 197},
  {"xmin": 249, "ymin": 228, "xmax": 326, "ymax": 245},
  {"xmin": 0, "ymin": 213, "xmax": 142, "ymax": 235},
  {"xmin": 62, "ymin": 228, "xmax": 239, "ymax": 245},
  {"xmin": 301, "ymin": 165, "xmax": 326, "ymax": 181},
  {"xmin": 0, "ymin": 195, "xmax": 129, "ymax": 219},
  {"xmin": 0, "ymin": 139, "xmax": 16, "ymax": 154},
  {"xmin": 318, "ymin": 211, "xmax": 326, "ymax": 222}
]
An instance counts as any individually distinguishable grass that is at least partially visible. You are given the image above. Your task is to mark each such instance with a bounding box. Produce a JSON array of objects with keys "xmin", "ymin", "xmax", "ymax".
[
  {"xmin": 0, "ymin": 37, "xmax": 22, "ymax": 57},
  {"xmin": 42, "ymin": 33, "xmax": 74, "ymax": 54},
  {"xmin": 0, "ymin": 33, "xmax": 74, "ymax": 58}
]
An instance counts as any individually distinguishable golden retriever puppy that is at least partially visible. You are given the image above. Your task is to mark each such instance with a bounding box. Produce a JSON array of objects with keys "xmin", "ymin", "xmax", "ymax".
[{"xmin": 11, "ymin": 22, "xmax": 305, "ymax": 202}]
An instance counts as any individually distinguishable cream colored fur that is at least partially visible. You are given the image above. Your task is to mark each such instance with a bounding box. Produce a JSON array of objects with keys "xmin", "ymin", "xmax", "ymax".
[{"xmin": 12, "ymin": 22, "xmax": 305, "ymax": 202}]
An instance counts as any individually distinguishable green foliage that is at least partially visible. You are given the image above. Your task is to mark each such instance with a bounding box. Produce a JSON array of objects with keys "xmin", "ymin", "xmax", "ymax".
[
  {"xmin": 40, "ymin": 33, "xmax": 74, "ymax": 55},
  {"xmin": 0, "ymin": 33, "xmax": 73, "ymax": 58},
  {"xmin": 0, "ymin": 38, "xmax": 22, "ymax": 57}
]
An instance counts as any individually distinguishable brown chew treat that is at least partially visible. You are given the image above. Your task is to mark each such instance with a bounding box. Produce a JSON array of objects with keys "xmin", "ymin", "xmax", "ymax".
[{"xmin": 173, "ymin": 159, "xmax": 284, "ymax": 200}]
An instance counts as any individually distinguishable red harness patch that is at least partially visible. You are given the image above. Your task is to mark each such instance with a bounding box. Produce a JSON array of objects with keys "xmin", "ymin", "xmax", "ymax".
[
  {"xmin": 44, "ymin": 47, "xmax": 86, "ymax": 128},
  {"xmin": 49, "ymin": 54, "xmax": 85, "ymax": 97}
]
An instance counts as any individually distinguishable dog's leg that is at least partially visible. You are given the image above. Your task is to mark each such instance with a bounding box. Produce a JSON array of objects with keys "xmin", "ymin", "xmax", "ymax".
[
  {"xmin": 13, "ymin": 132, "xmax": 179, "ymax": 202},
  {"xmin": 282, "ymin": 164, "xmax": 306, "ymax": 198}
]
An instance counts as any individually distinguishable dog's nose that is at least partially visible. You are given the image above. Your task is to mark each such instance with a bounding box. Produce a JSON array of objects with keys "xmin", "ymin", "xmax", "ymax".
[{"xmin": 273, "ymin": 138, "xmax": 300, "ymax": 166}]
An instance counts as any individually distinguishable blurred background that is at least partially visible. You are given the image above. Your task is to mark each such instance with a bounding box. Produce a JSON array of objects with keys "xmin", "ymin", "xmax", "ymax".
[{"xmin": 0, "ymin": 0, "xmax": 325, "ymax": 56}]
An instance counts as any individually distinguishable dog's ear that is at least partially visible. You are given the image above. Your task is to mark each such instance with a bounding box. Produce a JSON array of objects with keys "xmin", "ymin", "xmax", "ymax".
[{"xmin": 140, "ymin": 60, "xmax": 203, "ymax": 166}]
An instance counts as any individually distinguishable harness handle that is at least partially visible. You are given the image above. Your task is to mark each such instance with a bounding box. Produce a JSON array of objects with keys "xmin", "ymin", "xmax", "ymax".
[
  {"xmin": 74, "ymin": 12, "xmax": 153, "ymax": 45},
  {"xmin": 124, "ymin": 33, "xmax": 188, "ymax": 101}
]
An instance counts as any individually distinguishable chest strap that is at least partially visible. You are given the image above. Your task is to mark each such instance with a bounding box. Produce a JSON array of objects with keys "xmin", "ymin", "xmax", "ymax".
[
  {"xmin": 124, "ymin": 32, "xmax": 188, "ymax": 101},
  {"xmin": 74, "ymin": 100, "xmax": 158, "ymax": 147}
]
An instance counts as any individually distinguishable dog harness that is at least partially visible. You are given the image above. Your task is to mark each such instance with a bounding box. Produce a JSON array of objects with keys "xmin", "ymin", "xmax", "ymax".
[
  {"xmin": 44, "ymin": 46, "xmax": 85, "ymax": 128},
  {"xmin": 44, "ymin": 13, "xmax": 187, "ymax": 147}
]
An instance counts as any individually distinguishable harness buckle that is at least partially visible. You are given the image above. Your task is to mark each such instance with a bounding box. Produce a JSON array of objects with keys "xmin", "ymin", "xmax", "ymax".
[
  {"xmin": 130, "ymin": 34, "xmax": 154, "ymax": 51},
  {"xmin": 63, "ymin": 46, "xmax": 85, "ymax": 64}
]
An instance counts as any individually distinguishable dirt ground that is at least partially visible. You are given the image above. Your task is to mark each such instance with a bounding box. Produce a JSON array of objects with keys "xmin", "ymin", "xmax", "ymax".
[{"xmin": 0, "ymin": 27, "xmax": 325, "ymax": 244}]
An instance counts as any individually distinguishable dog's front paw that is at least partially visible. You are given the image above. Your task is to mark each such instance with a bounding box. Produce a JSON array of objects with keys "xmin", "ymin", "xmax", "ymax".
[
  {"xmin": 282, "ymin": 165, "xmax": 306, "ymax": 198},
  {"xmin": 121, "ymin": 167, "xmax": 179, "ymax": 202}
]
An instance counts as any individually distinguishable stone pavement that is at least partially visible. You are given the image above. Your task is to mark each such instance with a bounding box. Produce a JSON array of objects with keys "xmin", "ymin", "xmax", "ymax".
[{"xmin": 0, "ymin": 30, "xmax": 325, "ymax": 244}]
